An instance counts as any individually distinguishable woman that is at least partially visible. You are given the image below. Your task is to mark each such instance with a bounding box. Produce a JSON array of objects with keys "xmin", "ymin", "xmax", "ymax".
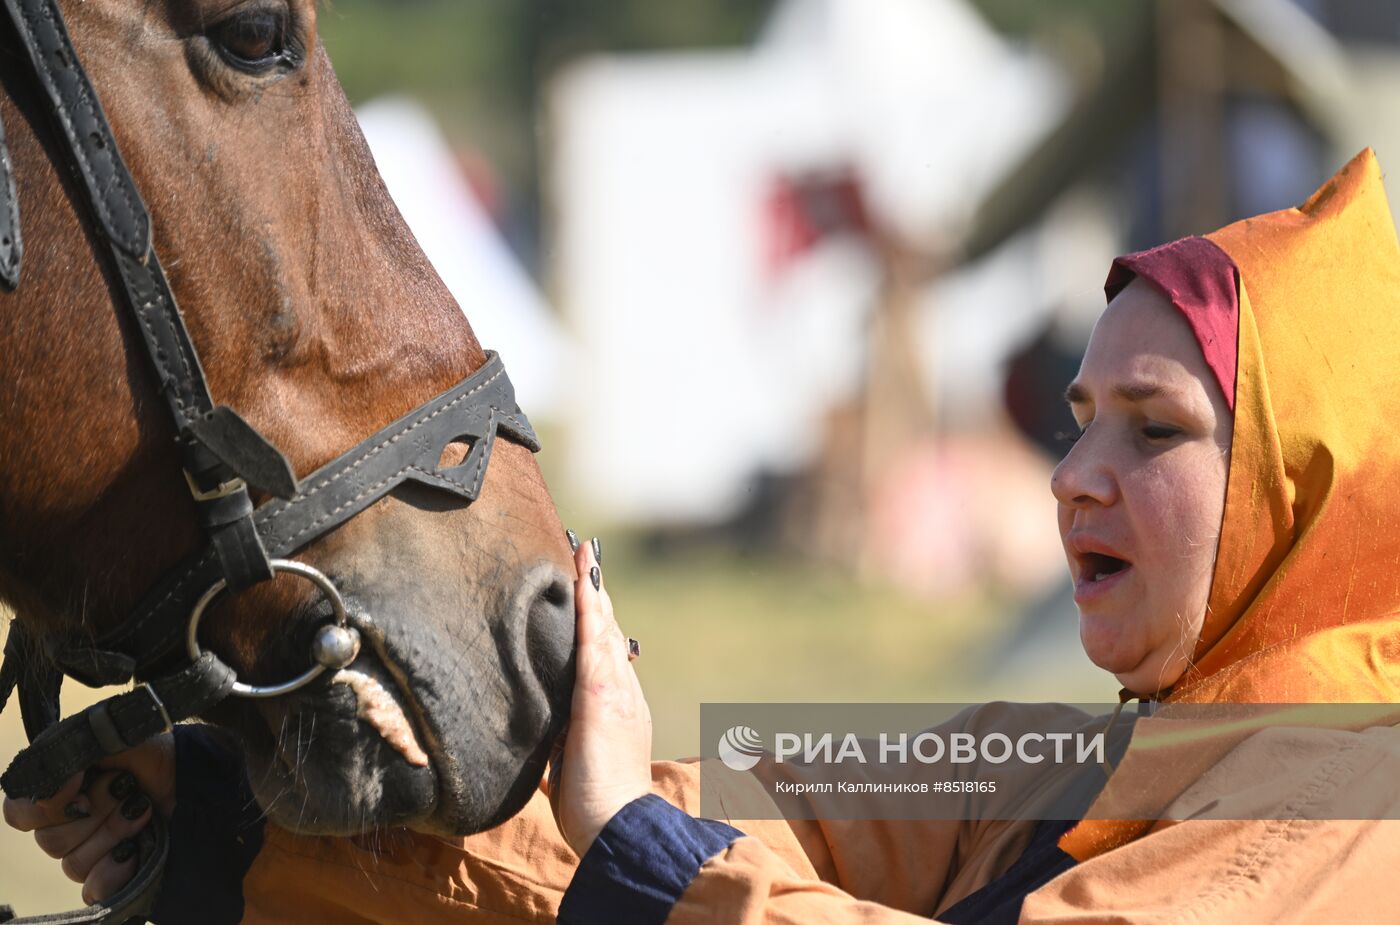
[{"xmin": 8, "ymin": 150, "xmax": 1400, "ymax": 923}]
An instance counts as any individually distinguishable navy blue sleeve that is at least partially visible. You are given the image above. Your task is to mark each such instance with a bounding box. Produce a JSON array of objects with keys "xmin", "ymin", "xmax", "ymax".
[
  {"xmin": 150, "ymin": 724, "xmax": 265, "ymax": 925},
  {"xmin": 557, "ymin": 795, "xmax": 744, "ymax": 925}
]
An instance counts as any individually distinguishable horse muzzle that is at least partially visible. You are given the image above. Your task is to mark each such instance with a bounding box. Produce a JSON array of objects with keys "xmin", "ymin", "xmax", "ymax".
[{"xmin": 230, "ymin": 558, "xmax": 575, "ymax": 836}]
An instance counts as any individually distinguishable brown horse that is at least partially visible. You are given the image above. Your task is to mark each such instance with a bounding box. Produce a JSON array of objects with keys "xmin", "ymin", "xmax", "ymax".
[{"xmin": 0, "ymin": 0, "xmax": 575, "ymax": 836}]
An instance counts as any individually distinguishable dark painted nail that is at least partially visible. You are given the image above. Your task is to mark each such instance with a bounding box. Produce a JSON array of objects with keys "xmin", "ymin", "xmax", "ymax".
[
  {"xmin": 120, "ymin": 794, "xmax": 150, "ymax": 821},
  {"xmin": 591, "ymin": 537, "xmax": 603, "ymax": 566},
  {"xmin": 589, "ymin": 566, "xmax": 601, "ymax": 592},
  {"xmin": 566, "ymin": 529, "xmax": 580, "ymax": 552},
  {"xmin": 111, "ymin": 839, "xmax": 138, "ymax": 864},
  {"xmin": 108, "ymin": 772, "xmax": 137, "ymax": 801},
  {"xmin": 62, "ymin": 800, "xmax": 90, "ymax": 820}
]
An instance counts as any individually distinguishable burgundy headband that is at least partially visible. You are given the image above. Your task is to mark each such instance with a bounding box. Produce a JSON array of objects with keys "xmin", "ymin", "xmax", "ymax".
[{"xmin": 1104, "ymin": 235, "xmax": 1241, "ymax": 411}]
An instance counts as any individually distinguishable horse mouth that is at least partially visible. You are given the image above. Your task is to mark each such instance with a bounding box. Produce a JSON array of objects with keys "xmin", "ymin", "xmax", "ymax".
[
  {"xmin": 242, "ymin": 562, "xmax": 573, "ymax": 837},
  {"xmin": 343, "ymin": 592, "xmax": 571, "ymax": 837},
  {"xmin": 244, "ymin": 626, "xmax": 442, "ymax": 835},
  {"xmin": 347, "ymin": 614, "xmax": 509, "ymax": 836},
  {"xmin": 347, "ymin": 618, "xmax": 451, "ymax": 799}
]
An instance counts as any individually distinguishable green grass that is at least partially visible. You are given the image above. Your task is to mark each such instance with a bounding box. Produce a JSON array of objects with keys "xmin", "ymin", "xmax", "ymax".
[{"xmin": 610, "ymin": 543, "xmax": 1015, "ymax": 759}]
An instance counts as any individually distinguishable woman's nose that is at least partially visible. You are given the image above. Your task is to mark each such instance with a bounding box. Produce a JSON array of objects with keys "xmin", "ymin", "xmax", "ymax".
[{"xmin": 1050, "ymin": 432, "xmax": 1117, "ymax": 508}]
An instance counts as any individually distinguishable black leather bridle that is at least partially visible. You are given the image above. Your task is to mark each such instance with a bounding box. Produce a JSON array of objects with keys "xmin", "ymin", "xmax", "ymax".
[{"xmin": 0, "ymin": 2, "xmax": 540, "ymax": 921}]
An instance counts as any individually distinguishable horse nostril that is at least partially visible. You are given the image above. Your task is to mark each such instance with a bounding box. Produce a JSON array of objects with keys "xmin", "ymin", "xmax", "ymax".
[
  {"xmin": 521, "ymin": 567, "xmax": 576, "ymax": 702},
  {"xmin": 540, "ymin": 577, "xmax": 569, "ymax": 608}
]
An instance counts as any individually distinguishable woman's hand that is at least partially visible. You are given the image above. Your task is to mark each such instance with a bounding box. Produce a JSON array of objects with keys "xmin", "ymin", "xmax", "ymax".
[
  {"xmin": 548, "ymin": 539, "xmax": 654, "ymax": 857},
  {"xmin": 1, "ymin": 732, "xmax": 175, "ymax": 904}
]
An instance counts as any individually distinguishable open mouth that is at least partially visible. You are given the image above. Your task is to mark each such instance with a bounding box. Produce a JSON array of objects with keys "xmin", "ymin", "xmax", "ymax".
[
  {"xmin": 1072, "ymin": 548, "xmax": 1133, "ymax": 605},
  {"xmin": 1081, "ymin": 551, "xmax": 1130, "ymax": 583}
]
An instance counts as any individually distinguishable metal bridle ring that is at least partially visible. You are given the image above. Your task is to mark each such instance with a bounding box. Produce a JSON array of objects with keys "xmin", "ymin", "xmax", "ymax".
[{"xmin": 186, "ymin": 559, "xmax": 354, "ymax": 699}]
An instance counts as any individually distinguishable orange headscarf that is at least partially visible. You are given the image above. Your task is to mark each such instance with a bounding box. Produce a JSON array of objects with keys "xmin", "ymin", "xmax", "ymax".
[
  {"xmin": 1061, "ymin": 148, "xmax": 1400, "ymax": 860},
  {"xmin": 1181, "ymin": 148, "xmax": 1400, "ymax": 704}
]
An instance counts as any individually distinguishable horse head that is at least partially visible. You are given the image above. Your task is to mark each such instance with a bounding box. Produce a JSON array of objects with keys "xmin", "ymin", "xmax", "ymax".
[{"xmin": 0, "ymin": 0, "xmax": 574, "ymax": 837}]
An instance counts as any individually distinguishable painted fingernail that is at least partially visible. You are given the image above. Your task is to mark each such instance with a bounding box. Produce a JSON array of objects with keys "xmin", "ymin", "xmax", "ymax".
[
  {"xmin": 590, "ymin": 566, "xmax": 601, "ymax": 591},
  {"xmin": 63, "ymin": 800, "xmax": 90, "ymax": 820},
  {"xmin": 120, "ymin": 794, "xmax": 150, "ymax": 821},
  {"xmin": 111, "ymin": 839, "xmax": 138, "ymax": 864},
  {"xmin": 591, "ymin": 537, "xmax": 603, "ymax": 565},
  {"xmin": 566, "ymin": 529, "xmax": 580, "ymax": 552},
  {"xmin": 108, "ymin": 772, "xmax": 137, "ymax": 801}
]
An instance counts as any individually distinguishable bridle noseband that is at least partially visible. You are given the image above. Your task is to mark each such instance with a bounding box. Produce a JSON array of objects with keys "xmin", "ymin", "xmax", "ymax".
[{"xmin": 0, "ymin": 2, "xmax": 540, "ymax": 921}]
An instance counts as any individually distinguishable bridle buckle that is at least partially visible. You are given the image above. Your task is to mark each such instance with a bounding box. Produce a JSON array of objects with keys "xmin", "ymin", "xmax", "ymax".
[
  {"xmin": 183, "ymin": 470, "xmax": 247, "ymax": 502},
  {"xmin": 137, "ymin": 683, "xmax": 173, "ymax": 735}
]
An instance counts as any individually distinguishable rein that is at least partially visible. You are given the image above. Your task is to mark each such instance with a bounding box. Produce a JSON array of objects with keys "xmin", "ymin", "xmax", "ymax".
[{"xmin": 0, "ymin": 1, "xmax": 539, "ymax": 921}]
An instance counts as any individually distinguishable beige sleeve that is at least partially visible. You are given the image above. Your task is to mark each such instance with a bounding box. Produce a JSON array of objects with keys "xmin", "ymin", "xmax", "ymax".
[
  {"xmin": 1024, "ymin": 724, "xmax": 1400, "ymax": 923},
  {"xmin": 670, "ymin": 835, "xmax": 949, "ymax": 925},
  {"xmin": 651, "ymin": 756, "xmax": 990, "ymax": 916},
  {"xmin": 666, "ymin": 817, "xmax": 1400, "ymax": 925},
  {"xmin": 1022, "ymin": 818, "xmax": 1400, "ymax": 923}
]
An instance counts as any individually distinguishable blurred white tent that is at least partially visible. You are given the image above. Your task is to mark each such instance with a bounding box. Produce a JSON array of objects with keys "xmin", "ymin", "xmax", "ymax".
[
  {"xmin": 760, "ymin": 0, "xmax": 1067, "ymax": 242},
  {"xmin": 356, "ymin": 97, "xmax": 571, "ymax": 418},
  {"xmin": 550, "ymin": 0, "xmax": 1069, "ymax": 524}
]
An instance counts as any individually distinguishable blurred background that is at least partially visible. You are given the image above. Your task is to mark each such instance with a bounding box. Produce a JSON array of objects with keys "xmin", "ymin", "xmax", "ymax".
[{"xmin": 6, "ymin": 0, "xmax": 1400, "ymax": 909}]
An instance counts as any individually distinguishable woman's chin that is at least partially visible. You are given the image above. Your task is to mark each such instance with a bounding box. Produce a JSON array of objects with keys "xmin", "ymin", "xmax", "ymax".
[
  {"xmin": 1078, "ymin": 605, "xmax": 1203, "ymax": 695},
  {"xmin": 1085, "ymin": 638, "xmax": 1189, "ymax": 696},
  {"xmin": 1078, "ymin": 617, "xmax": 1144, "ymax": 677}
]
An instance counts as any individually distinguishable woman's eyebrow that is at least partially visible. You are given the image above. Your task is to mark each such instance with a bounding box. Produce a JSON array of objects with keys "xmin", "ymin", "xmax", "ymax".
[
  {"xmin": 1062, "ymin": 381, "xmax": 1170, "ymax": 404},
  {"xmin": 1112, "ymin": 382, "xmax": 1164, "ymax": 402}
]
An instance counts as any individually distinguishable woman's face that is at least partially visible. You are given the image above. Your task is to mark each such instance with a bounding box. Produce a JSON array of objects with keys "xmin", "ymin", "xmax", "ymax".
[{"xmin": 1051, "ymin": 280, "xmax": 1233, "ymax": 695}]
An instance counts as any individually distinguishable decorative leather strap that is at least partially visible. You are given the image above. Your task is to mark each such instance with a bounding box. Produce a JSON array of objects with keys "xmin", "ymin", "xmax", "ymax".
[{"xmin": 87, "ymin": 350, "xmax": 537, "ymax": 672}]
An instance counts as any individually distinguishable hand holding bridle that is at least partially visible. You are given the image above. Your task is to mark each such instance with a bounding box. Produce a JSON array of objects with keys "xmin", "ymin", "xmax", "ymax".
[{"xmin": 1, "ymin": 734, "xmax": 174, "ymax": 905}]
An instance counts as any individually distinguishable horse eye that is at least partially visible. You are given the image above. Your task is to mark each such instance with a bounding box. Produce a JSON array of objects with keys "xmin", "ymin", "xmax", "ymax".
[{"xmin": 210, "ymin": 9, "xmax": 291, "ymax": 71}]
